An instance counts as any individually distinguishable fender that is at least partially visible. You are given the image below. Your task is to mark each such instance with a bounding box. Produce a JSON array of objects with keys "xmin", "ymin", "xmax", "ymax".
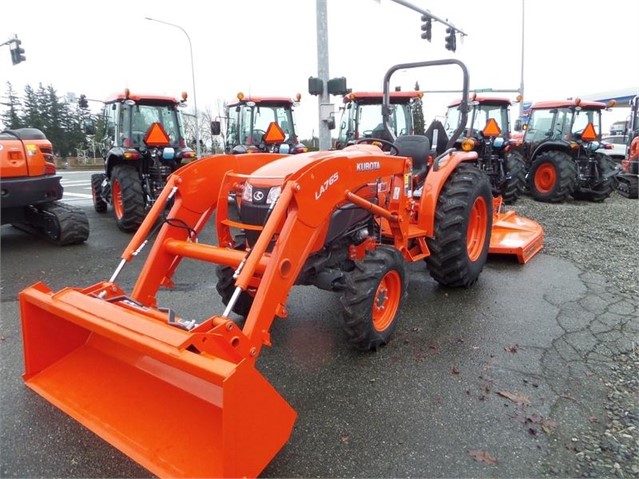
[{"xmin": 418, "ymin": 150, "xmax": 479, "ymax": 236}]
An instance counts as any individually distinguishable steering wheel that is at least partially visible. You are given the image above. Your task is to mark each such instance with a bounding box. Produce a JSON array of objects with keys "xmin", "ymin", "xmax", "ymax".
[
  {"xmin": 354, "ymin": 137, "xmax": 400, "ymax": 155},
  {"xmin": 250, "ymin": 129, "xmax": 266, "ymax": 144}
]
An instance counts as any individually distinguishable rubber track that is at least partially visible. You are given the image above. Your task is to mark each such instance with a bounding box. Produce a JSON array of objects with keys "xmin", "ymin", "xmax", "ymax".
[{"xmin": 41, "ymin": 201, "xmax": 90, "ymax": 245}]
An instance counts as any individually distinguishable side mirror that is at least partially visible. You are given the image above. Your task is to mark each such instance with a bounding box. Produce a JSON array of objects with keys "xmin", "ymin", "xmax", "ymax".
[
  {"xmin": 211, "ymin": 120, "xmax": 221, "ymax": 136},
  {"xmin": 514, "ymin": 119, "xmax": 522, "ymax": 132},
  {"xmin": 327, "ymin": 115, "xmax": 336, "ymax": 130}
]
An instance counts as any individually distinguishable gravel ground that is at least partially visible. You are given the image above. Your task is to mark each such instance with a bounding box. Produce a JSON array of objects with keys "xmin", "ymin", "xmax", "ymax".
[
  {"xmin": 509, "ymin": 192, "xmax": 638, "ymax": 296},
  {"xmin": 507, "ymin": 191, "xmax": 639, "ymax": 478}
]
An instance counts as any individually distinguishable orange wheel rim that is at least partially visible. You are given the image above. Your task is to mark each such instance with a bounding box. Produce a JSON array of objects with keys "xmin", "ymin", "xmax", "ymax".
[
  {"xmin": 372, "ymin": 270, "xmax": 401, "ymax": 332},
  {"xmin": 467, "ymin": 196, "xmax": 488, "ymax": 261},
  {"xmin": 534, "ymin": 163, "xmax": 557, "ymax": 193},
  {"xmin": 112, "ymin": 180, "xmax": 124, "ymax": 219}
]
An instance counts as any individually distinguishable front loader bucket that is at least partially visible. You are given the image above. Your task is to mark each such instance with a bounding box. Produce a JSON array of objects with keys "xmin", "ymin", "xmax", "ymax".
[
  {"xmin": 489, "ymin": 209, "xmax": 544, "ymax": 264},
  {"xmin": 19, "ymin": 282, "xmax": 296, "ymax": 478}
]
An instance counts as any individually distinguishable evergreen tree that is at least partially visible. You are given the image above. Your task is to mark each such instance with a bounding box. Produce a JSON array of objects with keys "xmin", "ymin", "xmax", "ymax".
[
  {"xmin": 2, "ymin": 82, "xmax": 93, "ymax": 158},
  {"xmin": 1, "ymin": 82, "xmax": 24, "ymax": 129}
]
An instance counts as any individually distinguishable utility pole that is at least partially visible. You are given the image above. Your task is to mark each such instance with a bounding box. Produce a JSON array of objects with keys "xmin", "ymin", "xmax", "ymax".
[
  {"xmin": 519, "ymin": 0, "xmax": 526, "ymax": 117},
  {"xmin": 316, "ymin": 0, "xmax": 331, "ymax": 151}
]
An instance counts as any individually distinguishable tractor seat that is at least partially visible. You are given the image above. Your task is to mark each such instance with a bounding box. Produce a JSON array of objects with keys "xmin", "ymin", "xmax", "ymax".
[
  {"xmin": 424, "ymin": 120, "xmax": 449, "ymax": 156},
  {"xmin": 394, "ymin": 135, "xmax": 431, "ymax": 183}
]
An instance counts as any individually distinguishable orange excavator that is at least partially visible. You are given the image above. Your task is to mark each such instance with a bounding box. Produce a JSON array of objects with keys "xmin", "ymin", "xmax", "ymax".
[{"xmin": 18, "ymin": 59, "xmax": 543, "ymax": 478}]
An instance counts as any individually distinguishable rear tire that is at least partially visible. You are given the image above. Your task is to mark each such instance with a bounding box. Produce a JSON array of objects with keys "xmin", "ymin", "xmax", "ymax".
[
  {"xmin": 91, "ymin": 173, "xmax": 108, "ymax": 213},
  {"xmin": 528, "ymin": 150, "xmax": 577, "ymax": 203},
  {"xmin": 341, "ymin": 247, "xmax": 406, "ymax": 351},
  {"xmin": 426, "ymin": 163, "xmax": 493, "ymax": 288},
  {"xmin": 571, "ymin": 154, "xmax": 616, "ymax": 202},
  {"xmin": 111, "ymin": 165, "xmax": 146, "ymax": 232},
  {"xmin": 500, "ymin": 151, "xmax": 526, "ymax": 204}
]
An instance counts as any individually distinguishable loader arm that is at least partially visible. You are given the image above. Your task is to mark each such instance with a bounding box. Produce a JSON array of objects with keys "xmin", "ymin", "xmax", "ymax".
[{"xmin": 129, "ymin": 149, "xmax": 412, "ymax": 359}]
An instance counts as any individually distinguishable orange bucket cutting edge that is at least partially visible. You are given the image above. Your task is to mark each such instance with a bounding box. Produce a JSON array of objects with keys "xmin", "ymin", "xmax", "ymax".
[{"xmin": 19, "ymin": 282, "xmax": 296, "ymax": 479}]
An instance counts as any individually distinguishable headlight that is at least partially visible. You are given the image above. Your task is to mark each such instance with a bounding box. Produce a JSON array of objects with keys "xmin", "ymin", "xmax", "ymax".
[
  {"xmin": 266, "ymin": 186, "xmax": 281, "ymax": 204},
  {"xmin": 242, "ymin": 183, "xmax": 253, "ymax": 202}
]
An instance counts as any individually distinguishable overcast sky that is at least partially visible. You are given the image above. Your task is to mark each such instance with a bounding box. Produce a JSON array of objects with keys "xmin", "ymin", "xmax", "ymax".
[{"xmin": 2, "ymin": 0, "xmax": 637, "ymax": 137}]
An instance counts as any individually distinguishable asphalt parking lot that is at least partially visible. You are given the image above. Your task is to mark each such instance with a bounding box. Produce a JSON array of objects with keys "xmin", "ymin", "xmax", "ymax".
[{"xmin": 1, "ymin": 170, "xmax": 637, "ymax": 478}]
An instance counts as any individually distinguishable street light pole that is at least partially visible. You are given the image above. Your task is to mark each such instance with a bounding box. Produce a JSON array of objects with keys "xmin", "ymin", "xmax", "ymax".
[{"xmin": 145, "ymin": 17, "xmax": 200, "ymax": 158}]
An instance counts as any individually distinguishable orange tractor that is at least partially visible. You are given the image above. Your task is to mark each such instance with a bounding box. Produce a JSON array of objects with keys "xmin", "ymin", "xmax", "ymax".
[
  {"xmin": 507, "ymin": 98, "xmax": 618, "ymax": 202},
  {"xmin": 616, "ymin": 95, "xmax": 638, "ymax": 199},
  {"xmin": 91, "ymin": 90, "xmax": 196, "ymax": 232},
  {"xmin": 444, "ymin": 95, "xmax": 527, "ymax": 204},
  {"xmin": 18, "ymin": 59, "xmax": 543, "ymax": 478}
]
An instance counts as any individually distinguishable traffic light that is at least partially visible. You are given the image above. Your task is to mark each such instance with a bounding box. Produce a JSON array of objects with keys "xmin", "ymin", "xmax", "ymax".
[
  {"xmin": 444, "ymin": 27, "xmax": 457, "ymax": 52},
  {"xmin": 308, "ymin": 76, "xmax": 323, "ymax": 96},
  {"xmin": 79, "ymin": 94, "xmax": 89, "ymax": 109},
  {"xmin": 420, "ymin": 14, "xmax": 432, "ymax": 41},
  {"xmin": 10, "ymin": 38, "xmax": 26, "ymax": 65},
  {"xmin": 327, "ymin": 77, "xmax": 350, "ymax": 96}
]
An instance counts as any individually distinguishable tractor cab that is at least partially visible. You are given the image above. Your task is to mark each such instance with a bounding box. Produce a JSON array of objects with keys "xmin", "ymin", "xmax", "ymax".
[
  {"xmin": 445, "ymin": 96, "xmax": 511, "ymax": 146},
  {"xmin": 335, "ymin": 91, "xmax": 422, "ymax": 150},
  {"xmin": 213, "ymin": 92, "xmax": 307, "ymax": 154},
  {"xmin": 101, "ymin": 90, "xmax": 193, "ymax": 158},
  {"xmin": 518, "ymin": 99, "xmax": 608, "ymax": 160}
]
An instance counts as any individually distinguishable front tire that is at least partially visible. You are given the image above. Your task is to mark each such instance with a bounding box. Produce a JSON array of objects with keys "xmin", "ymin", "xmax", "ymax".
[
  {"xmin": 528, "ymin": 150, "xmax": 577, "ymax": 203},
  {"xmin": 341, "ymin": 247, "xmax": 406, "ymax": 351},
  {"xmin": 111, "ymin": 164, "xmax": 146, "ymax": 232},
  {"xmin": 426, "ymin": 163, "xmax": 493, "ymax": 288},
  {"xmin": 91, "ymin": 173, "xmax": 108, "ymax": 213},
  {"xmin": 500, "ymin": 151, "xmax": 526, "ymax": 204}
]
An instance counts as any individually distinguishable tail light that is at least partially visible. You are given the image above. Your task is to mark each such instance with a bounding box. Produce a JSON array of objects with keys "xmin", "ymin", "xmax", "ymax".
[
  {"xmin": 44, "ymin": 162, "xmax": 57, "ymax": 175},
  {"xmin": 181, "ymin": 149, "xmax": 197, "ymax": 160},
  {"xmin": 123, "ymin": 149, "xmax": 141, "ymax": 160}
]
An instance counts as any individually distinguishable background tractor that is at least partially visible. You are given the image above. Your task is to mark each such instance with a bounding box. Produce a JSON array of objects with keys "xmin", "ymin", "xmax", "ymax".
[
  {"xmin": 91, "ymin": 90, "xmax": 196, "ymax": 232},
  {"xmin": 444, "ymin": 95, "xmax": 526, "ymax": 204},
  {"xmin": 334, "ymin": 91, "xmax": 423, "ymax": 150},
  {"xmin": 1, "ymin": 128, "xmax": 89, "ymax": 245},
  {"xmin": 508, "ymin": 98, "xmax": 618, "ymax": 203},
  {"xmin": 211, "ymin": 93, "xmax": 307, "ymax": 154},
  {"xmin": 616, "ymin": 95, "xmax": 638, "ymax": 199},
  {"xmin": 18, "ymin": 59, "xmax": 542, "ymax": 479}
]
